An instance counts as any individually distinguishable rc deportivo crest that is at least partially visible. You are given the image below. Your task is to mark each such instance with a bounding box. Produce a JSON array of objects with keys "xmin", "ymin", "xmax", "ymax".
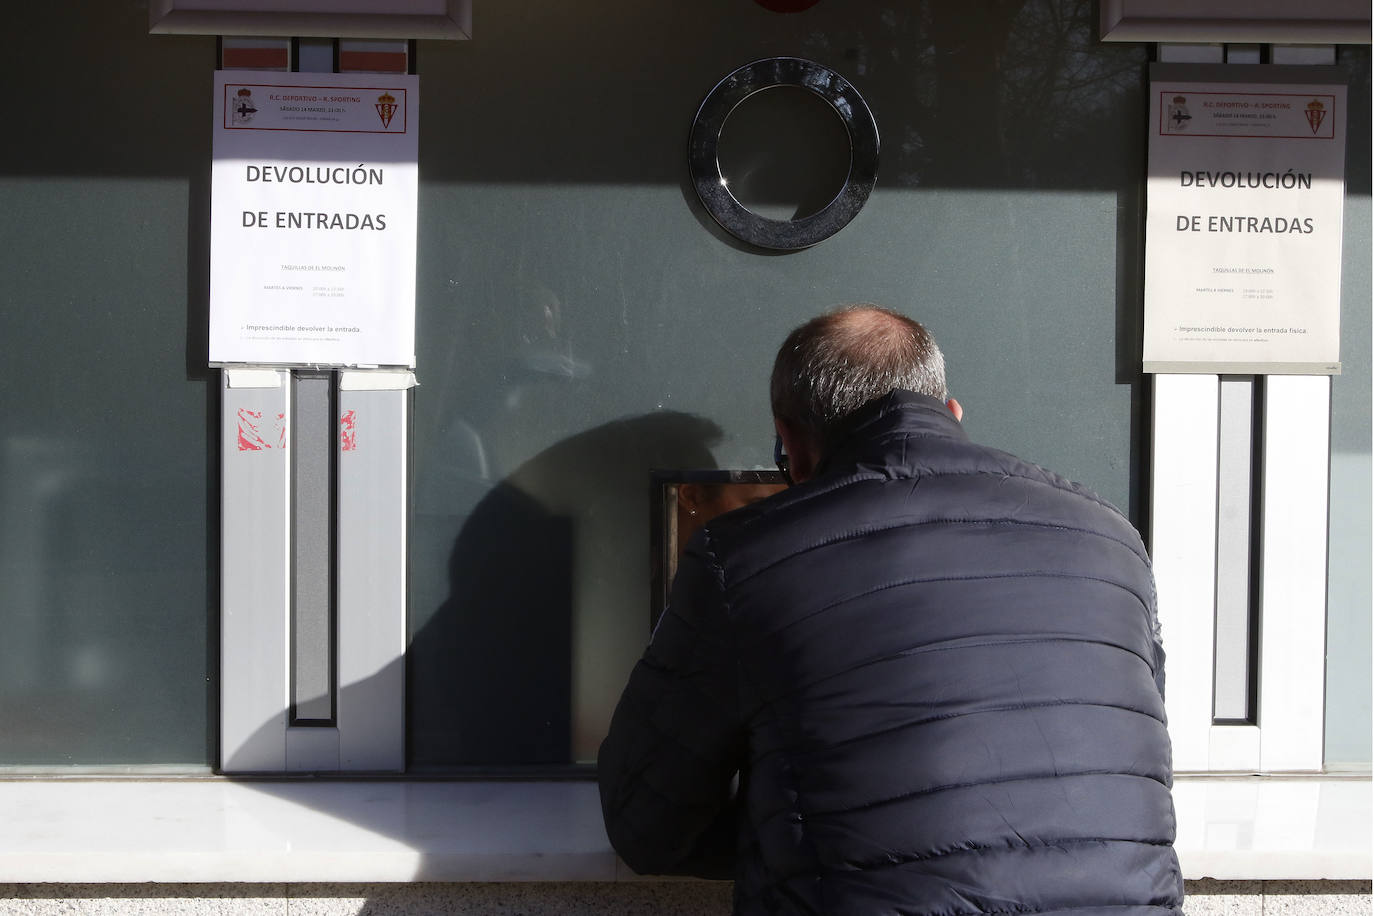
[
  {"xmin": 231, "ymin": 87, "xmax": 257, "ymax": 125},
  {"xmin": 1305, "ymin": 99, "xmax": 1327, "ymax": 135},
  {"xmin": 1166, "ymin": 95, "xmax": 1191, "ymax": 131},
  {"xmin": 376, "ymin": 92, "xmax": 398, "ymax": 128}
]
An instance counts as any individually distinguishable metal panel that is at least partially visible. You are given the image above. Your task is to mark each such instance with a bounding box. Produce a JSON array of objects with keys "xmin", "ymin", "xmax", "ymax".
[
  {"xmin": 1258, "ymin": 376, "xmax": 1331, "ymax": 771},
  {"xmin": 296, "ymin": 37, "xmax": 334, "ymax": 74},
  {"xmin": 286, "ymin": 724, "xmax": 340, "ymax": 771},
  {"xmin": 336, "ymin": 380, "xmax": 408, "ymax": 771},
  {"xmin": 1271, "ymin": 46, "xmax": 1338, "ymax": 65},
  {"xmin": 1208, "ymin": 724, "xmax": 1261, "ymax": 771},
  {"xmin": 291, "ymin": 373, "xmax": 335, "ymax": 723},
  {"xmin": 1152, "ymin": 371, "xmax": 1333, "ymax": 773},
  {"xmin": 1151, "ymin": 373, "xmax": 1221, "ymax": 771},
  {"xmin": 1214, "ymin": 377, "xmax": 1257, "ymax": 723},
  {"xmin": 221, "ymin": 372, "xmax": 407, "ymax": 772},
  {"xmin": 152, "ymin": 0, "xmax": 472, "ymax": 40},
  {"xmin": 1104, "ymin": 2, "xmax": 1370, "ymax": 44},
  {"xmin": 1157, "ymin": 43, "xmax": 1226, "ymax": 64},
  {"xmin": 217, "ymin": 32, "xmax": 410, "ymax": 772},
  {"xmin": 220, "ymin": 369, "xmax": 291, "ymax": 772}
]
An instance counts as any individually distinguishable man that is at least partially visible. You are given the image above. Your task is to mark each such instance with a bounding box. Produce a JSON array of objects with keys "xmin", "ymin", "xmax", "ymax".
[{"xmin": 599, "ymin": 305, "xmax": 1182, "ymax": 915}]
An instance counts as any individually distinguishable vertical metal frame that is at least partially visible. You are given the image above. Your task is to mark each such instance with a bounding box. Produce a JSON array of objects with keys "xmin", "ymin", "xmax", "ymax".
[
  {"xmin": 336, "ymin": 373, "xmax": 409, "ymax": 771},
  {"xmin": 1213, "ymin": 377, "xmax": 1260, "ymax": 724},
  {"xmin": 221, "ymin": 369, "xmax": 292, "ymax": 772},
  {"xmin": 1151, "ymin": 373, "xmax": 1224, "ymax": 771},
  {"xmin": 1256, "ymin": 376, "xmax": 1330, "ymax": 771},
  {"xmin": 1149, "ymin": 41, "xmax": 1333, "ymax": 775},
  {"xmin": 1150, "ymin": 374, "xmax": 1329, "ymax": 773},
  {"xmin": 217, "ymin": 32, "xmax": 411, "ymax": 775},
  {"xmin": 221, "ymin": 370, "xmax": 408, "ymax": 773},
  {"xmin": 290, "ymin": 372, "xmax": 338, "ymax": 725}
]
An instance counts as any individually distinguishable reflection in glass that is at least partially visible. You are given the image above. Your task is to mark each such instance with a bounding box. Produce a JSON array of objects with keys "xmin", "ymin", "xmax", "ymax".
[{"xmin": 401, "ymin": 0, "xmax": 1362, "ymax": 773}]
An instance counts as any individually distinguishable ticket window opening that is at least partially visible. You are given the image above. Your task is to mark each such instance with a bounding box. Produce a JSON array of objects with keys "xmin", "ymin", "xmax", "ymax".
[{"xmin": 649, "ymin": 470, "xmax": 787, "ymax": 632}]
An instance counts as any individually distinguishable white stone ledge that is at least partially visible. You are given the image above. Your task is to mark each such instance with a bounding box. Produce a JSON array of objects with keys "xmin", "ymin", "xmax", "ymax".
[
  {"xmin": 0, "ymin": 779, "xmax": 616, "ymax": 884},
  {"xmin": 1172, "ymin": 776, "xmax": 1371, "ymax": 880},
  {"xmin": 0, "ymin": 775, "xmax": 1366, "ymax": 884}
]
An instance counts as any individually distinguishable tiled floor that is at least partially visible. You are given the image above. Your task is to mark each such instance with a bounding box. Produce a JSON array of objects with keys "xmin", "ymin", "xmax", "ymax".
[{"xmin": 0, "ymin": 881, "xmax": 1369, "ymax": 915}]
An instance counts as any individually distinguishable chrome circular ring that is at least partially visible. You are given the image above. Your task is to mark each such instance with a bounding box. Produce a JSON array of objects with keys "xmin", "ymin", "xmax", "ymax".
[{"xmin": 688, "ymin": 57, "xmax": 879, "ymax": 251}]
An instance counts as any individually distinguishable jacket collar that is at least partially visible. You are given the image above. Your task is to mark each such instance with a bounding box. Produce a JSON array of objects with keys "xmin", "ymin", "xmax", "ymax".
[{"xmin": 816, "ymin": 390, "xmax": 967, "ymax": 476}]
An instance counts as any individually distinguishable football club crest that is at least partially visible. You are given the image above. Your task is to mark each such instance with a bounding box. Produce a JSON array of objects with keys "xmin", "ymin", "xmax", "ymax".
[
  {"xmin": 231, "ymin": 88, "xmax": 257, "ymax": 125},
  {"xmin": 376, "ymin": 92, "xmax": 398, "ymax": 129},
  {"xmin": 1166, "ymin": 95, "xmax": 1191, "ymax": 131},
  {"xmin": 1305, "ymin": 99, "xmax": 1327, "ymax": 135}
]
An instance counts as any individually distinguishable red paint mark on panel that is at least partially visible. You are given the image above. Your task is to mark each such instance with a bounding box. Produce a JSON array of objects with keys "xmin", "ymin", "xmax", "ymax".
[
  {"xmin": 237, "ymin": 409, "xmax": 287, "ymax": 451},
  {"xmin": 237, "ymin": 409, "xmax": 269, "ymax": 451},
  {"xmin": 340, "ymin": 410, "xmax": 357, "ymax": 452}
]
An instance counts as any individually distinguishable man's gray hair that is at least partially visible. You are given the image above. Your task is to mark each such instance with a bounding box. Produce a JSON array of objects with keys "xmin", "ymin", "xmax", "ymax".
[{"xmin": 770, "ymin": 305, "xmax": 947, "ymax": 442}]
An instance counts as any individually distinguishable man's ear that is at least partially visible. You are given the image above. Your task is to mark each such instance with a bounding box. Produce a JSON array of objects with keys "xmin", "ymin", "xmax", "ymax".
[
  {"xmin": 677, "ymin": 482, "xmax": 704, "ymax": 514},
  {"xmin": 946, "ymin": 398, "xmax": 963, "ymax": 422},
  {"xmin": 774, "ymin": 417, "xmax": 820, "ymax": 484}
]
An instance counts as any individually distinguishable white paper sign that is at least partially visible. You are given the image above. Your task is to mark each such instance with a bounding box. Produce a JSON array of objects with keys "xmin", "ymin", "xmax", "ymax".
[
  {"xmin": 1143, "ymin": 67, "xmax": 1346, "ymax": 374},
  {"xmin": 210, "ymin": 70, "xmax": 418, "ymax": 367}
]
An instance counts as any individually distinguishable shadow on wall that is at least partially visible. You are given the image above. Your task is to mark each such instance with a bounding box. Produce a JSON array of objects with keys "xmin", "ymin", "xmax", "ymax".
[
  {"xmin": 213, "ymin": 414, "xmax": 728, "ymax": 863},
  {"xmin": 408, "ymin": 410, "xmax": 726, "ymax": 768},
  {"xmin": 220, "ymin": 410, "xmax": 723, "ymax": 774}
]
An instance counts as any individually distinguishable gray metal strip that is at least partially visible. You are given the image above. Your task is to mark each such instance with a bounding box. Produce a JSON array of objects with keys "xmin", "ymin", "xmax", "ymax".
[
  {"xmin": 296, "ymin": 37, "xmax": 334, "ymax": 73},
  {"xmin": 1213, "ymin": 377, "xmax": 1256, "ymax": 722},
  {"xmin": 1149, "ymin": 62, "xmax": 1347, "ymax": 85},
  {"xmin": 1145, "ymin": 361, "xmax": 1342, "ymax": 375},
  {"xmin": 220, "ymin": 369, "xmax": 291, "ymax": 773},
  {"xmin": 1271, "ymin": 46, "xmax": 1338, "ymax": 66},
  {"xmin": 291, "ymin": 373, "xmax": 335, "ymax": 723},
  {"xmin": 336, "ymin": 385, "xmax": 407, "ymax": 771},
  {"xmin": 218, "ymin": 41, "xmax": 411, "ymax": 774}
]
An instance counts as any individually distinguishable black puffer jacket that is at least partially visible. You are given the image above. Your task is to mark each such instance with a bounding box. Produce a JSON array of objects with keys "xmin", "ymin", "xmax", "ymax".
[{"xmin": 600, "ymin": 391, "xmax": 1182, "ymax": 916}]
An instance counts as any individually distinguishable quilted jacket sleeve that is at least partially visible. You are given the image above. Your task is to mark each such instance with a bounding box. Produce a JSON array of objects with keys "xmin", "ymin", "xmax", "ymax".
[
  {"xmin": 597, "ymin": 531, "xmax": 746, "ymax": 878},
  {"xmin": 1147, "ymin": 569, "xmax": 1168, "ymax": 701}
]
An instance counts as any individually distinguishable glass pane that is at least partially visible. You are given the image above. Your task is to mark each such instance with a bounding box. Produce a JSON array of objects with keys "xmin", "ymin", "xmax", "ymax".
[
  {"xmin": 0, "ymin": 5, "xmax": 215, "ymax": 766},
  {"xmin": 406, "ymin": 1, "xmax": 1157, "ymax": 767},
  {"xmin": 0, "ymin": 176, "xmax": 213, "ymax": 765},
  {"xmin": 4, "ymin": 3, "xmax": 1366, "ymax": 773}
]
